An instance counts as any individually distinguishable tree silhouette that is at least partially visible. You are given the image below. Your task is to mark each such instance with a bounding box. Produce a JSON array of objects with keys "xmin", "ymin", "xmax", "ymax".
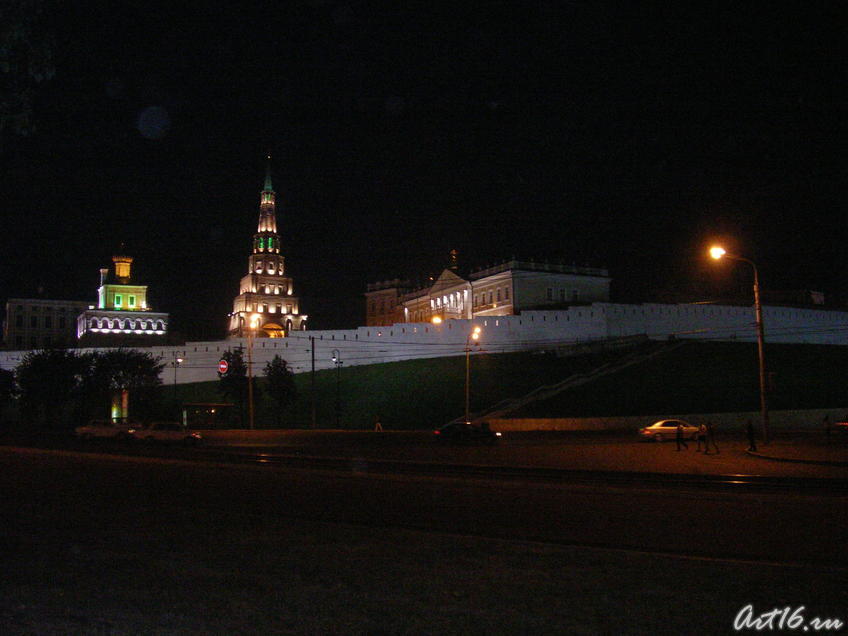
[
  {"xmin": 77, "ymin": 350, "xmax": 164, "ymax": 423},
  {"xmin": 264, "ymin": 355, "xmax": 297, "ymax": 427},
  {"xmin": 0, "ymin": 368, "xmax": 16, "ymax": 427},
  {"xmin": 16, "ymin": 349, "xmax": 84, "ymax": 429}
]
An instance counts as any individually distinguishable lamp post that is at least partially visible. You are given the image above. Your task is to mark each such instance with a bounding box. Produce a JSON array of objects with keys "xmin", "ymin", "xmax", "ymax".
[
  {"xmin": 172, "ymin": 352, "xmax": 183, "ymax": 406},
  {"xmin": 331, "ymin": 349, "xmax": 343, "ymax": 429},
  {"xmin": 710, "ymin": 246, "xmax": 770, "ymax": 444},
  {"xmin": 465, "ymin": 326, "xmax": 482, "ymax": 424},
  {"xmin": 247, "ymin": 314, "xmax": 259, "ymax": 430}
]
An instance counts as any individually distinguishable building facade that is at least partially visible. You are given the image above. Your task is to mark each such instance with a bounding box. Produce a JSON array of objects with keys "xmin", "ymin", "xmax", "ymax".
[
  {"xmin": 228, "ymin": 159, "xmax": 307, "ymax": 338},
  {"xmin": 364, "ymin": 279, "xmax": 411, "ymax": 326},
  {"xmin": 366, "ymin": 259, "xmax": 611, "ymax": 325},
  {"xmin": 76, "ymin": 251, "xmax": 169, "ymax": 346},
  {"xmin": 3, "ymin": 298, "xmax": 93, "ymax": 350}
]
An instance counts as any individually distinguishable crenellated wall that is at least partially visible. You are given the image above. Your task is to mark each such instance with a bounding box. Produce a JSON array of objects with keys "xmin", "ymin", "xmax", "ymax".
[{"xmin": 2, "ymin": 302, "xmax": 847, "ymax": 384}]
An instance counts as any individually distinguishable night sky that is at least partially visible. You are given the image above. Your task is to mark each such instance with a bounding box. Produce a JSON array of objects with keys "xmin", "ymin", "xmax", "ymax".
[{"xmin": 2, "ymin": 2, "xmax": 845, "ymax": 339}]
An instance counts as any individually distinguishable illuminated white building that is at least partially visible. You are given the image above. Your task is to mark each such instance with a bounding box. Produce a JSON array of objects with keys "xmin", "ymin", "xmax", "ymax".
[
  {"xmin": 228, "ymin": 158, "xmax": 307, "ymax": 338},
  {"xmin": 367, "ymin": 257, "xmax": 612, "ymax": 326},
  {"xmin": 77, "ymin": 251, "xmax": 169, "ymax": 346}
]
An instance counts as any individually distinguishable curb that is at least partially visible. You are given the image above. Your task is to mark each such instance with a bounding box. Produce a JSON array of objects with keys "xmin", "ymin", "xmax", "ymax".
[{"xmin": 745, "ymin": 449, "xmax": 848, "ymax": 467}]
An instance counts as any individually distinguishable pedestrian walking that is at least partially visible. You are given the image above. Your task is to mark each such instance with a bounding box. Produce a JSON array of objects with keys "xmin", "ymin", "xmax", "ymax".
[
  {"xmin": 696, "ymin": 423, "xmax": 707, "ymax": 452},
  {"xmin": 746, "ymin": 420, "xmax": 757, "ymax": 452},
  {"xmin": 373, "ymin": 414, "xmax": 383, "ymax": 432},
  {"xmin": 675, "ymin": 422, "xmax": 688, "ymax": 451},
  {"xmin": 706, "ymin": 420, "xmax": 719, "ymax": 454}
]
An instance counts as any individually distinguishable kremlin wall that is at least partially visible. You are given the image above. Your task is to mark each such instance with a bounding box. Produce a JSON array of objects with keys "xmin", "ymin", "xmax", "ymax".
[
  {"xmin": 3, "ymin": 301, "xmax": 844, "ymax": 385},
  {"xmin": 3, "ymin": 159, "xmax": 847, "ymax": 384}
]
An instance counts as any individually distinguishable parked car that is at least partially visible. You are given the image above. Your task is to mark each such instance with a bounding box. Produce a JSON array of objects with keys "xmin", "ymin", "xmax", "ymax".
[
  {"xmin": 74, "ymin": 419, "xmax": 138, "ymax": 440},
  {"xmin": 130, "ymin": 421, "xmax": 203, "ymax": 446},
  {"xmin": 434, "ymin": 421, "xmax": 502, "ymax": 443},
  {"xmin": 638, "ymin": 419, "xmax": 699, "ymax": 442}
]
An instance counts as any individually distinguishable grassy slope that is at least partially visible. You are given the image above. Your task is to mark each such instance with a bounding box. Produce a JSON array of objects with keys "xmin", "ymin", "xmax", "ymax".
[
  {"xmin": 515, "ymin": 340, "xmax": 848, "ymax": 418},
  {"xmin": 176, "ymin": 341, "xmax": 848, "ymax": 428},
  {"xmin": 177, "ymin": 347, "xmax": 639, "ymax": 429}
]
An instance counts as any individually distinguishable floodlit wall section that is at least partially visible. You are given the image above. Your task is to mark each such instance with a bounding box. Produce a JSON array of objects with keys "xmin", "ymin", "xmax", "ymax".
[
  {"xmin": 2, "ymin": 302, "xmax": 847, "ymax": 383},
  {"xmin": 510, "ymin": 271, "xmax": 611, "ymax": 312}
]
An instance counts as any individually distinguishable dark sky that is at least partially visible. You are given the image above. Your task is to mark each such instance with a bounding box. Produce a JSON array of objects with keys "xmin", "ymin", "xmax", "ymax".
[{"xmin": 2, "ymin": 1, "xmax": 845, "ymax": 338}]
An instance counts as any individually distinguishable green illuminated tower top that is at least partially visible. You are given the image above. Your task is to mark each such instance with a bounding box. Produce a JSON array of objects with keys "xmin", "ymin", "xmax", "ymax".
[{"xmin": 254, "ymin": 154, "xmax": 280, "ymax": 253}]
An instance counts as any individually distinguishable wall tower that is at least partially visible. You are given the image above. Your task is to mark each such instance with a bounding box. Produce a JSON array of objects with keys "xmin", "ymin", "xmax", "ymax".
[{"xmin": 228, "ymin": 157, "xmax": 307, "ymax": 338}]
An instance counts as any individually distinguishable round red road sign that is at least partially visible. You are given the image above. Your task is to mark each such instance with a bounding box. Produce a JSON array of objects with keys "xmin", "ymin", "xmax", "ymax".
[{"xmin": 218, "ymin": 359, "xmax": 229, "ymax": 374}]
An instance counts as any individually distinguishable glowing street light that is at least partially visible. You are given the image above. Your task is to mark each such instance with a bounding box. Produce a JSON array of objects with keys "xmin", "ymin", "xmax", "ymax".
[
  {"xmin": 465, "ymin": 326, "xmax": 482, "ymax": 424},
  {"xmin": 331, "ymin": 349, "xmax": 343, "ymax": 429},
  {"xmin": 171, "ymin": 352, "xmax": 183, "ymax": 406},
  {"xmin": 709, "ymin": 246, "xmax": 770, "ymax": 443}
]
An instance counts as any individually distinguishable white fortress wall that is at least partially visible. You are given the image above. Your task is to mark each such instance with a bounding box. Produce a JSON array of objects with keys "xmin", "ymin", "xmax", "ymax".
[{"xmin": 2, "ymin": 303, "xmax": 846, "ymax": 384}]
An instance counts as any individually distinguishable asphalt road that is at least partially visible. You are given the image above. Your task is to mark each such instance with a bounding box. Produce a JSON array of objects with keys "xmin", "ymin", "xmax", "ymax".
[
  {"xmin": 3, "ymin": 445, "xmax": 845, "ymax": 566},
  {"xmin": 2, "ymin": 446, "xmax": 846, "ymax": 633}
]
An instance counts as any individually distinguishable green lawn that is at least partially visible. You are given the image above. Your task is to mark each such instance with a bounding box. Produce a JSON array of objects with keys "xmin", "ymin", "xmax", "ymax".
[
  {"xmin": 174, "ymin": 341, "xmax": 848, "ymax": 428},
  {"xmin": 176, "ymin": 346, "xmax": 647, "ymax": 429},
  {"xmin": 514, "ymin": 340, "xmax": 848, "ymax": 418}
]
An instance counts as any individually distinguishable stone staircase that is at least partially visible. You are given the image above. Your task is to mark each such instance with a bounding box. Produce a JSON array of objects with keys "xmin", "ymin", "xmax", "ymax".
[{"xmin": 459, "ymin": 338, "xmax": 687, "ymax": 424}]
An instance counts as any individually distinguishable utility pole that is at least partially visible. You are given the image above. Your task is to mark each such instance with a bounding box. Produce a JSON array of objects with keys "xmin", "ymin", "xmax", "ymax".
[{"xmin": 310, "ymin": 336, "xmax": 316, "ymax": 429}]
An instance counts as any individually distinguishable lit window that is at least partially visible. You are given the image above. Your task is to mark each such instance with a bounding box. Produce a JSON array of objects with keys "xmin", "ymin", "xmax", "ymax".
[
  {"xmin": 115, "ymin": 294, "xmax": 122, "ymax": 307},
  {"xmin": 129, "ymin": 295, "xmax": 136, "ymax": 307}
]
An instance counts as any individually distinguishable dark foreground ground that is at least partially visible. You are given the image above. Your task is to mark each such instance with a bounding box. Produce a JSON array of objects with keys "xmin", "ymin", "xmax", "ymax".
[{"xmin": 1, "ymin": 443, "xmax": 846, "ymax": 635}]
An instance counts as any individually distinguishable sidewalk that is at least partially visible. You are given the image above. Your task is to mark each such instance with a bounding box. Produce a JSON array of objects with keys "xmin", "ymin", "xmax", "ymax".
[
  {"xmin": 747, "ymin": 438, "xmax": 848, "ymax": 466},
  {"xmin": 198, "ymin": 429, "xmax": 848, "ymax": 480}
]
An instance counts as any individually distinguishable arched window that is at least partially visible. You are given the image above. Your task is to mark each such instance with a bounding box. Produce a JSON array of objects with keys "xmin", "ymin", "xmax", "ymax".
[
  {"xmin": 90, "ymin": 318, "xmax": 99, "ymax": 329},
  {"xmin": 286, "ymin": 319, "xmax": 292, "ymax": 333}
]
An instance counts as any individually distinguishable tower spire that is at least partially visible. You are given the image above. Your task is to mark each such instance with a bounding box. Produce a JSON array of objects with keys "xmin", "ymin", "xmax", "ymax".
[
  {"xmin": 254, "ymin": 153, "xmax": 279, "ymax": 251},
  {"xmin": 264, "ymin": 152, "xmax": 273, "ymax": 192}
]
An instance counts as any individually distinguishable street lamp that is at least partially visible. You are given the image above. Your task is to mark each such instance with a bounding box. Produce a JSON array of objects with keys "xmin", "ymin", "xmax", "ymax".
[
  {"xmin": 331, "ymin": 349, "xmax": 343, "ymax": 429},
  {"xmin": 171, "ymin": 352, "xmax": 183, "ymax": 406},
  {"xmin": 465, "ymin": 325, "xmax": 482, "ymax": 424},
  {"xmin": 247, "ymin": 314, "xmax": 260, "ymax": 430},
  {"xmin": 710, "ymin": 246, "xmax": 770, "ymax": 443}
]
